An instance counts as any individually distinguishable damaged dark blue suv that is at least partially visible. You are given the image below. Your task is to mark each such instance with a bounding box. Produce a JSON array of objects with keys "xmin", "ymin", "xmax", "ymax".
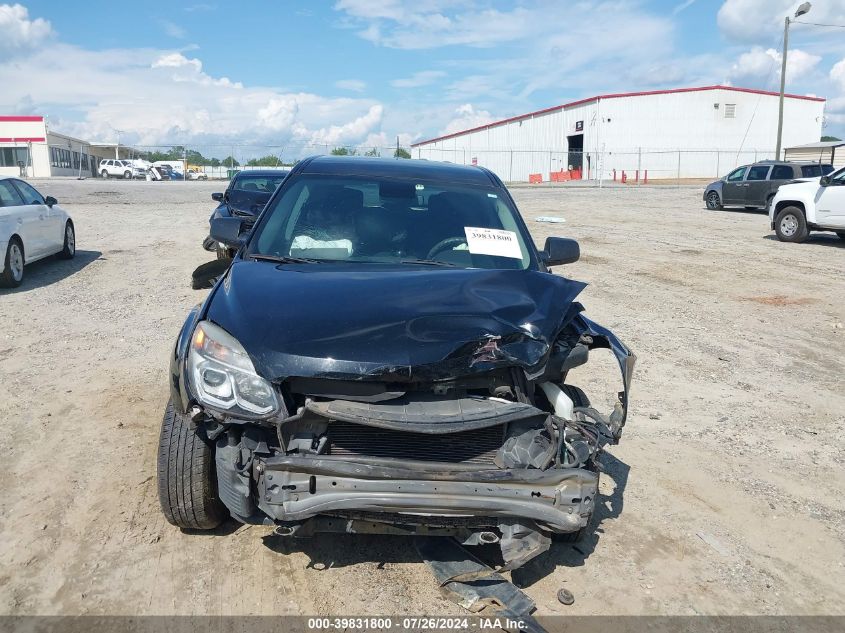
[{"xmin": 158, "ymin": 155, "xmax": 635, "ymax": 571}]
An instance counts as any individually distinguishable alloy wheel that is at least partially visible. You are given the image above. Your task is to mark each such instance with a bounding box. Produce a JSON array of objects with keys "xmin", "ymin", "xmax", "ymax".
[
  {"xmin": 66, "ymin": 225, "xmax": 75, "ymax": 255},
  {"xmin": 779, "ymin": 214, "xmax": 798, "ymax": 237},
  {"xmin": 9, "ymin": 243, "xmax": 23, "ymax": 282}
]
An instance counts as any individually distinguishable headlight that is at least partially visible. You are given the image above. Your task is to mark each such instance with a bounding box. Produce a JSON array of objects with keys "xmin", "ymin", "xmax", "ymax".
[{"xmin": 188, "ymin": 320, "xmax": 279, "ymax": 417}]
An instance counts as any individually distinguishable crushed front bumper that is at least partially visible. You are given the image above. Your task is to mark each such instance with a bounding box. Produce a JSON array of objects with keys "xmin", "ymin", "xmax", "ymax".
[{"xmin": 251, "ymin": 455, "xmax": 598, "ymax": 534}]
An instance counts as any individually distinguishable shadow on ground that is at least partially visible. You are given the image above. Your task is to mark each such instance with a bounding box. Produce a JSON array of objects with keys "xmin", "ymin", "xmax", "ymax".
[
  {"xmin": 762, "ymin": 233, "xmax": 845, "ymax": 248},
  {"xmin": 0, "ymin": 249, "xmax": 101, "ymax": 294}
]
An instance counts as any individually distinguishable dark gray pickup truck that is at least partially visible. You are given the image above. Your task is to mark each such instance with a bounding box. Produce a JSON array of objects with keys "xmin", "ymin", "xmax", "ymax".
[{"xmin": 704, "ymin": 161, "xmax": 834, "ymax": 211}]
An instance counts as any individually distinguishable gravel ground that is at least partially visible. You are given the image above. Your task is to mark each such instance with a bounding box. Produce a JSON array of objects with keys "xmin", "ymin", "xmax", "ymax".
[{"xmin": 0, "ymin": 178, "xmax": 843, "ymax": 617}]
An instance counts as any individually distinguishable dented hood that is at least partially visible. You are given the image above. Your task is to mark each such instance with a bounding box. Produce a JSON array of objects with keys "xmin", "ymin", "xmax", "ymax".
[{"xmin": 205, "ymin": 260, "xmax": 587, "ymax": 382}]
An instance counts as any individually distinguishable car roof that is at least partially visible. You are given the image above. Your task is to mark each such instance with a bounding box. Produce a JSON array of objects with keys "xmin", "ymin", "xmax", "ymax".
[
  {"xmin": 297, "ymin": 155, "xmax": 497, "ymax": 186},
  {"xmin": 235, "ymin": 169, "xmax": 289, "ymax": 177},
  {"xmin": 752, "ymin": 160, "xmax": 832, "ymax": 166}
]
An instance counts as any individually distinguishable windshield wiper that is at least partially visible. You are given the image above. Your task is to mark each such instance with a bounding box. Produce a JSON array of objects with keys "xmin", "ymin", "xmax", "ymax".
[
  {"xmin": 399, "ymin": 258, "xmax": 459, "ymax": 267},
  {"xmin": 249, "ymin": 254, "xmax": 324, "ymax": 264}
]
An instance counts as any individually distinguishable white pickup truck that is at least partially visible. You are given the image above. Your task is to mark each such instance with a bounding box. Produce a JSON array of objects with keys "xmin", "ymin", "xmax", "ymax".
[{"xmin": 769, "ymin": 166, "xmax": 845, "ymax": 242}]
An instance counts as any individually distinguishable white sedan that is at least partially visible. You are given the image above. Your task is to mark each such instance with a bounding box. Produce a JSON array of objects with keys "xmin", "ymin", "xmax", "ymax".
[{"xmin": 0, "ymin": 177, "xmax": 75, "ymax": 288}]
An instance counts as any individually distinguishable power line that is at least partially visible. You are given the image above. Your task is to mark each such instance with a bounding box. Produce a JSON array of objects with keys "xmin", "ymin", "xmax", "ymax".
[{"xmin": 792, "ymin": 20, "xmax": 845, "ymax": 28}]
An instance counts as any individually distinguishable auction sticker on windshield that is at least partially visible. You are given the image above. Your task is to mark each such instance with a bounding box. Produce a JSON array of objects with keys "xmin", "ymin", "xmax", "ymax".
[{"xmin": 464, "ymin": 227, "xmax": 522, "ymax": 259}]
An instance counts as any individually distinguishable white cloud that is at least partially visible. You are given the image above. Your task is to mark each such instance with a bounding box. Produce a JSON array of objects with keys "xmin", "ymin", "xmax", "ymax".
[
  {"xmin": 336, "ymin": 0, "xmax": 541, "ymax": 49},
  {"xmin": 0, "ymin": 41, "xmax": 386, "ymax": 149},
  {"xmin": 718, "ymin": 0, "xmax": 845, "ymax": 44},
  {"xmin": 335, "ymin": 79, "xmax": 367, "ymax": 92},
  {"xmin": 440, "ymin": 103, "xmax": 495, "ymax": 135},
  {"xmin": 0, "ymin": 3, "xmax": 52, "ymax": 55},
  {"xmin": 832, "ymin": 59, "xmax": 845, "ymax": 91},
  {"xmin": 391, "ymin": 70, "xmax": 446, "ymax": 88},
  {"xmin": 673, "ymin": 0, "xmax": 696, "ymax": 15},
  {"xmin": 728, "ymin": 46, "xmax": 821, "ymax": 87},
  {"xmin": 309, "ymin": 105, "xmax": 384, "ymax": 145},
  {"xmin": 160, "ymin": 20, "xmax": 186, "ymax": 38}
]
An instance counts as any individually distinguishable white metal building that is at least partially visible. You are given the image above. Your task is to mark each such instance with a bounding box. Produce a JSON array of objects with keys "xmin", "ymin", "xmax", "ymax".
[
  {"xmin": 784, "ymin": 140, "xmax": 844, "ymax": 170},
  {"xmin": 411, "ymin": 86, "xmax": 826, "ymax": 182},
  {"xmin": 0, "ymin": 115, "xmax": 99, "ymax": 178}
]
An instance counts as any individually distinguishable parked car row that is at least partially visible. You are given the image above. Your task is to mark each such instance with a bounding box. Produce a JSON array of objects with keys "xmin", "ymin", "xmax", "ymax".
[
  {"xmin": 97, "ymin": 159, "xmax": 215, "ymax": 181},
  {"xmin": 703, "ymin": 160, "xmax": 845, "ymax": 243}
]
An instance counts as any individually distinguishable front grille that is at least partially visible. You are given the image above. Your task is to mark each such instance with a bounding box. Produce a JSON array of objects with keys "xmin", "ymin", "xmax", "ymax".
[
  {"xmin": 330, "ymin": 511, "xmax": 497, "ymax": 528},
  {"xmin": 327, "ymin": 421, "xmax": 504, "ymax": 466}
]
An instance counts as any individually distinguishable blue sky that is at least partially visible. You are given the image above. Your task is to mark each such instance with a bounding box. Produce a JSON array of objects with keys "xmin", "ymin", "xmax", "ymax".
[{"xmin": 1, "ymin": 0, "xmax": 844, "ymax": 157}]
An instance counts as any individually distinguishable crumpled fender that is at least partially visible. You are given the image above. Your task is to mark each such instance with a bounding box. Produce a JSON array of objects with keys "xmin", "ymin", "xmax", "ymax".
[{"xmin": 570, "ymin": 313, "xmax": 636, "ymax": 441}]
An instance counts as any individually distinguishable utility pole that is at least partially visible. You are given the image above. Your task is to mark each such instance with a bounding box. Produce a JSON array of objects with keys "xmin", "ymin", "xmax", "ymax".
[
  {"xmin": 113, "ymin": 129, "xmax": 124, "ymax": 159},
  {"xmin": 776, "ymin": 2, "xmax": 811, "ymax": 161}
]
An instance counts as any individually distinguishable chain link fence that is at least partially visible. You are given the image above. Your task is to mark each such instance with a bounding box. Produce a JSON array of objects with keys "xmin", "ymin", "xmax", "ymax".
[
  {"xmin": 116, "ymin": 143, "xmax": 413, "ymax": 180},
  {"xmin": 109, "ymin": 142, "xmax": 786, "ymax": 185},
  {"xmin": 411, "ymin": 147, "xmax": 783, "ymax": 184}
]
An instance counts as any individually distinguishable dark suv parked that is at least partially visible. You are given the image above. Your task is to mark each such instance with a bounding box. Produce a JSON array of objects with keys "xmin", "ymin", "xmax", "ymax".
[{"xmin": 703, "ymin": 161, "xmax": 834, "ymax": 211}]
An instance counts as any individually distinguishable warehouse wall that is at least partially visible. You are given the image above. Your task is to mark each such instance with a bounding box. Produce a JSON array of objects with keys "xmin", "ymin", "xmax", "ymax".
[{"xmin": 413, "ymin": 88, "xmax": 825, "ymax": 182}]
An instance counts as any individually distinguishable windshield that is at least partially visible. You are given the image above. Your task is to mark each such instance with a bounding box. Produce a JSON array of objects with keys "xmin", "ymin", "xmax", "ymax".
[
  {"xmin": 226, "ymin": 173, "xmax": 287, "ymax": 213},
  {"xmin": 232, "ymin": 174, "xmax": 287, "ymax": 193},
  {"xmin": 249, "ymin": 175, "xmax": 533, "ymax": 270}
]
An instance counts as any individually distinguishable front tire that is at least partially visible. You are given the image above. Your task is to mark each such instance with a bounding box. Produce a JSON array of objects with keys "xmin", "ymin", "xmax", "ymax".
[
  {"xmin": 1, "ymin": 238, "xmax": 24, "ymax": 288},
  {"xmin": 705, "ymin": 191, "xmax": 722, "ymax": 210},
  {"xmin": 216, "ymin": 244, "xmax": 233, "ymax": 260},
  {"xmin": 157, "ymin": 400, "xmax": 227, "ymax": 529},
  {"xmin": 123, "ymin": 170, "xmax": 132, "ymax": 180},
  {"xmin": 58, "ymin": 221, "xmax": 75, "ymax": 259},
  {"xmin": 774, "ymin": 206, "xmax": 809, "ymax": 243}
]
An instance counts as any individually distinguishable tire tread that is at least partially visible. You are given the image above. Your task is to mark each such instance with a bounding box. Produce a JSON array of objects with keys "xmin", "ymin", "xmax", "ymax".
[{"xmin": 156, "ymin": 400, "xmax": 226, "ymax": 529}]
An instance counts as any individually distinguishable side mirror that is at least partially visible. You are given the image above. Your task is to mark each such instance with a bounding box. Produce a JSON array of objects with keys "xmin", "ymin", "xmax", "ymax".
[
  {"xmin": 45, "ymin": 196, "xmax": 57, "ymax": 207},
  {"xmin": 820, "ymin": 176, "xmax": 831, "ymax": 186},
  {"xmin": 540, "ymin": 237, "xmax": 580, "ymax": 266},
  {"xmin": 210, "ymin": 217, "xmax": 247, "ymax": 248},
  {"xmin": 211, "ymin": 192, "xmax": 224, "ymax": 202},
  {"xmin": 191, "ymin": 259, "xmax": 231, "ymax": 290}
]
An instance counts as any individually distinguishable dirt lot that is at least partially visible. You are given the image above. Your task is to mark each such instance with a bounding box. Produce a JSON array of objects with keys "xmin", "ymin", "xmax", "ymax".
[{"xmin": 1, "ymin": 178, "xmax": 843, "ymax": 618}]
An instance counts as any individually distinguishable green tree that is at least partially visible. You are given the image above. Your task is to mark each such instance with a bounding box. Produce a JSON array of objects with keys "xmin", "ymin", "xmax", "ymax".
[
  {"xmin": 821, "ymin": 135, "xmax": 842, "ymax": 142},
  {"xmin": 330, "ymin": 147, "xmax": 357, "ymax": 156},
  {"xmin": 246, "ymin": 155, "xmax": 282, "ymax": 167},
  {"xmin": 394, "ymin": 147, "xmax": 411, "ymax": 159},
  {"xmin": 221, "ymin": 155, "xmax": 240, "ymax": 167},
  {"xmin": 364, "ymin": 147, "xmax": 380, "ymax": 157}
]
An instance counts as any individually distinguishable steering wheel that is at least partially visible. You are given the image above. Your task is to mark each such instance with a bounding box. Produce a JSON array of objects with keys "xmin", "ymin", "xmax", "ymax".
[{"xmin": 426, "ymin": 236, "xmax": 467, "ymax": 260}]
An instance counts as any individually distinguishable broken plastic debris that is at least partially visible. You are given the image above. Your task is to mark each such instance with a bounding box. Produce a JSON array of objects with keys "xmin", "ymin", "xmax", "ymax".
[
  {"xmin": 535, "ymin": 216, "xmax": 566, "ymax": 223},
  {"xmin": 696, "ymin": 531, "xmax": 731, "ymax": 557}
]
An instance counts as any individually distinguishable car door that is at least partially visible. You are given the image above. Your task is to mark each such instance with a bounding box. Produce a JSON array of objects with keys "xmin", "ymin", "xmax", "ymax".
[
  {"xmin": 16, "ymin": 180, "xmax": 65, "ymax": 252},
  {"xmin": 743, "ymin": 164, "xmax": 771, "ymax": 206},
  {"xmin": 0, "ymin": 179, "xmax": 42, "ymax": 260},
  {"xmin": 10, "ymin": 179, "xmax": 55, "ymax": 257},
  {"xmin": 722, "ymin": 166, "xmax": 748, "ymax": 205},
  {"xmin": 767, "ymin": 164, "xmax": 795, "ymax": 206},
  {"xmin": 815, "ymin": 168, "xmax": 845, "ymax": 228}
]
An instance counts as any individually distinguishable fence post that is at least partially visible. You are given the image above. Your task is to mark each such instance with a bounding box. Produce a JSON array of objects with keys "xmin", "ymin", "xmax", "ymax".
[
  {"xmin": 637, "ymin": 147, "xmax": 642, "ymax": 186},
  {"xmin": 509, "ymin": 150, "xmax": 513, "ymax": 182},
  {"xmin": 677, "ymin": 151, "xmax": 681, "ymax": 186}
]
